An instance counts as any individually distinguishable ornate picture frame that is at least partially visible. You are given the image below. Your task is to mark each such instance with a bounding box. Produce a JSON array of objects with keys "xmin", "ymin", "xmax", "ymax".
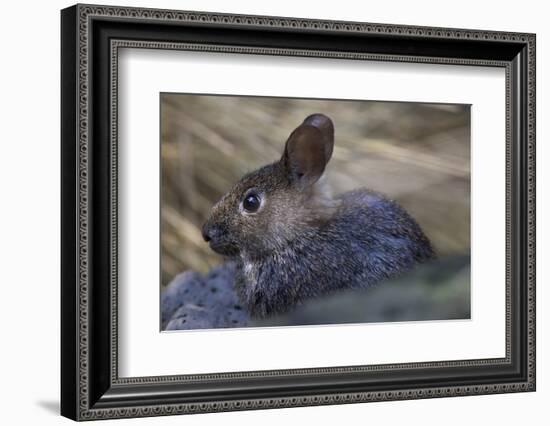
[{"xmin": 61, "ymin": 4, "xmax": 535, "ymax": 420}]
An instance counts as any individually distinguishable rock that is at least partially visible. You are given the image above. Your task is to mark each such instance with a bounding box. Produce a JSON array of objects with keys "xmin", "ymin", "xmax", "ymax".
[
  {"xmin": 162, "ymin": 262, "xmax": 249, "ymax": 330},
  {"xmin": 161, "ymin": 270, "xmax": 203, "ymax": 326}
]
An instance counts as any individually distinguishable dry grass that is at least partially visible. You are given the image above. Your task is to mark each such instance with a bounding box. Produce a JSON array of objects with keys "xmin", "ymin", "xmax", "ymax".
[{"xmin": 161, "ymin": 94, "xmax": 470, "ymax": 287}]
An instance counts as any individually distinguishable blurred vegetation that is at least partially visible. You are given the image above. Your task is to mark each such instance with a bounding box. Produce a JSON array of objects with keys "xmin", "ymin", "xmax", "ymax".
[{"xmin": 160, "ymin": 94, "xmax": 470, "ymax": 288}]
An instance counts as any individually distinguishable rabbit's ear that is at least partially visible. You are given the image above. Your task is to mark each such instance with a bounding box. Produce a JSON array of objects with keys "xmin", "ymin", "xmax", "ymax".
[{"xmin": 282, "ymin": 114, "xmax": 334, "ymax": 187}]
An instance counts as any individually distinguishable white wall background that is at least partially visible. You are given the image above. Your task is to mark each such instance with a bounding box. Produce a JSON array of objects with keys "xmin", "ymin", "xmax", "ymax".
[{"xmin": 0, "ymin": 0, "xmax": 546, "ymax": 424}]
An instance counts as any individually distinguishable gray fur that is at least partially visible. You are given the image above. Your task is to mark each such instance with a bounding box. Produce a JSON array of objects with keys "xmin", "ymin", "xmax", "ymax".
[{"xmin": 202, "ymin": 114, "xmax": 435, "ymax": 319}]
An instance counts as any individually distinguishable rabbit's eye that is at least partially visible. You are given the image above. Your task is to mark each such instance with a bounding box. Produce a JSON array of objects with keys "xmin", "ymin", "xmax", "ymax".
[{"xmin": 243, "ymin": 192, "xmax": 261, "ymax": 213}]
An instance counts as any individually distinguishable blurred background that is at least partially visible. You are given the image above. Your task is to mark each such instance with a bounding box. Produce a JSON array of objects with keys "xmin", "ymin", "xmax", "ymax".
[{"xmin": 160, "ymin": 94, "xmax": 470, "ymax": 291}]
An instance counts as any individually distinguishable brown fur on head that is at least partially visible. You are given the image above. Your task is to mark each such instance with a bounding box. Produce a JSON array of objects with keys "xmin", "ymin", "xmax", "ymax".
[{"xmin": 201, "ymin": 113, "xmax": 337, "ymax": 260}]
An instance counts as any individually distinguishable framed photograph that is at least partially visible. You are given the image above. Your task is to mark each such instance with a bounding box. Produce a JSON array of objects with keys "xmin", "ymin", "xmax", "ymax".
[{"xmin": 61, "ymin": 4, "xmax": 536, "ymax": 421}]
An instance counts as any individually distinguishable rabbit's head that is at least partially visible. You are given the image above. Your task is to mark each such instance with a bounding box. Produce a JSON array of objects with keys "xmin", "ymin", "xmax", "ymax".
[{"xmin": 202, "ymin": 113, "xmax": 336, "ymax": 260}]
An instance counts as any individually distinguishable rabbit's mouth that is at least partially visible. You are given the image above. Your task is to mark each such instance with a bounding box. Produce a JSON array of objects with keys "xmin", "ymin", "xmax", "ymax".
[{"xmin": 208, "ymin": 240, "xmax": 239, "ymax": 257}]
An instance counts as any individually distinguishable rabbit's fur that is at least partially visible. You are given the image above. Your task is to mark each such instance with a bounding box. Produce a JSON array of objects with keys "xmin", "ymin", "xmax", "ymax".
[{"xmin": 202, "ymin": 114, "xmax": 434, "ymax": 318}]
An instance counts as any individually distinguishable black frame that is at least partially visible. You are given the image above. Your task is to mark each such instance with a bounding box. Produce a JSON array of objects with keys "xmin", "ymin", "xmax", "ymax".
[{"xmin": 61, "ymin": 4, "xmax": 536, "ymax": 421}]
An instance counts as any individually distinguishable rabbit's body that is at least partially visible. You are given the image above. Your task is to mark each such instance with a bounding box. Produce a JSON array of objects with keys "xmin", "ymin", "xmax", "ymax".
[
  {"xmin": 202, "ymin": 114, "xmax": 434, "ymax": 319},
  {"xmin": 234, "ymin": 189, "xmax": 434, "ymax": 317}
]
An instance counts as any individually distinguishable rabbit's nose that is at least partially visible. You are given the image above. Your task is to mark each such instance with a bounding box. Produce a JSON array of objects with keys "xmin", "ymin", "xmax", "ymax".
[
  {"xmin": 201, "ymin": 224, "xmax": 212, "ymax": 242},
  {"xmin": 202, "ymin": 223, "xmax": 221, "ymax": 243}
]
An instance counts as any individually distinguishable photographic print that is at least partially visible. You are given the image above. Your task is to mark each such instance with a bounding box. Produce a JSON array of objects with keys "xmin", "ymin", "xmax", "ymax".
[
  {"xmin": 61, "ymin": 5, "xmax": 535, "ymax": 419},
  {"xmin": 160, "ymin": 94, "xmax": 471, "ymax": 331}
]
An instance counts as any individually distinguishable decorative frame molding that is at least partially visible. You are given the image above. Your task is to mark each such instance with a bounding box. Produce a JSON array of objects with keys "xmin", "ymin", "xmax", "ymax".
[{"xmin": 61, "ymin": 3, "xmax": 536, "ymax": 421}]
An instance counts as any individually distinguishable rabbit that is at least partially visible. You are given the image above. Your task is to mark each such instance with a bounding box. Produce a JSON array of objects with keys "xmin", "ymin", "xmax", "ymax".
[{"xmin": 201, "ymin": 113, "xmax": 435, "ymax": 319}]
